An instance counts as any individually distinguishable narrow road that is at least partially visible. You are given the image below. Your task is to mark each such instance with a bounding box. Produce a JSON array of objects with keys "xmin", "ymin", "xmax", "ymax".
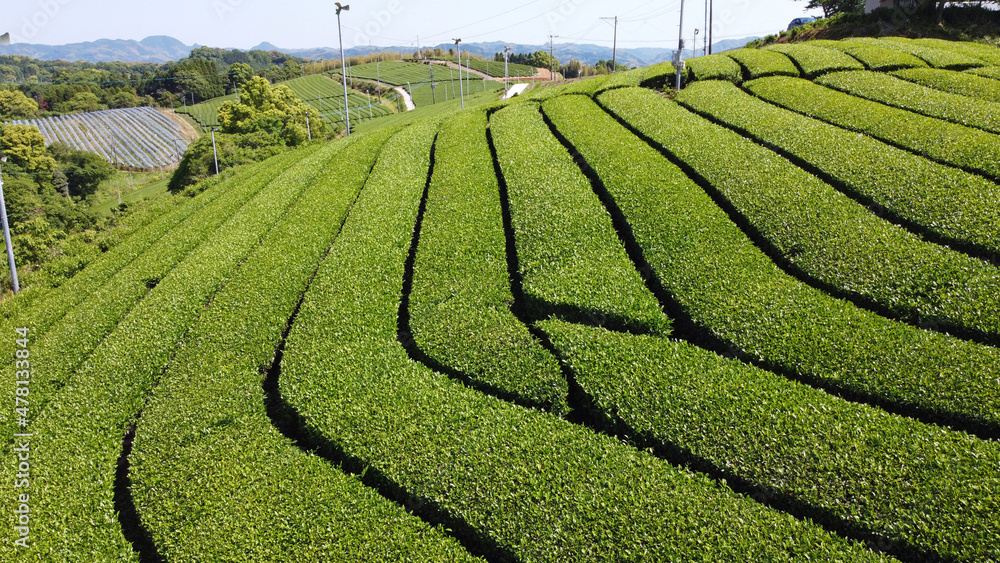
[
  {"xmin": 425, "ymin": 60, "xmax": 551, "ymax": 82},
  {"xmin": 394, "ymin": 86, "xmax": 415, "ymax": 111}
]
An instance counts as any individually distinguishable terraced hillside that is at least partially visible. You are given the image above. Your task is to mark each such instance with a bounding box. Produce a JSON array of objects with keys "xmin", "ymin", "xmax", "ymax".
[
  {"xmin": 2, "ymin": 37, "xmax": 999, "ymax": 562},
  {"xmin": 180, "ymin": 74, "xmax": 392, "ymax": 132},
  {"xmin": 9, "ymin": 107, "xmax": 193, "ymax": 169},
  {"xmin": 339, "ymin": 61, "xmax": 506, "ymax": 108}
]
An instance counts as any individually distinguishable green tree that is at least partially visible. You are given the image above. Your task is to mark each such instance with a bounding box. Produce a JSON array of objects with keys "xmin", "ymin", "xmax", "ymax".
[
  {"xmin": 797, "ymin": 0, "xmax": 863, "ymax": 18},
  {"xmin": 217, "ymin": 76, "xmax": 324, "ymax": 145},
  {"xmin": 561, "ymin": 59, "xmax": 583, "ymax": 79},
  {"xmin": 0, "ymin": 90, "xmax": 38, "ymax": 120},
  {"xmin": 104, "ymin": 90, "xmax": 138, "ymax": 109},
  {"xmin": 48, "ymin": 143, "xmax": 115, "ymax": 199},
  {"xmin": 228, "ymin": 62, "xmax": 254, "ymax": 91},
  {"xmin": 1, "ymin": 124, "xmax": 55, "ymax": 177},
  {"xmin": 65, "ymin": 91, "xmax": 103, "ymax": 113},
  {"xmin": 168, "ymin": 130, "xmax": 283, "ymax": 193}
]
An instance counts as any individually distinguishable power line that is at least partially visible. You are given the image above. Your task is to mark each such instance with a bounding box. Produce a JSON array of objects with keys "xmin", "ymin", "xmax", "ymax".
[
  {"xmin": 421, "ymin": 0, "xmax": 549, "ymax": 42},
  {"xmin": 459, "ymin": 1, "xmax": 581, "ymax": 42},
  {"xmin": 619, "ymin": 1, "xmax": 683, "ymax": 22}
]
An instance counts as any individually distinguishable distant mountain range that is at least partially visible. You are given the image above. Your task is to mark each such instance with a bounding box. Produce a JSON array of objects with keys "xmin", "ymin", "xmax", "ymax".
[
  {"xmin": 0, "ymin": 36, "xmax": 199, "ymax": 63},
  {"xmin": 259, "ymin": 39, "xmax": 762, "ymax": 68},
  {"xmin": 0, "ymin": 35, "xmax": 760, "ymax": 66}
]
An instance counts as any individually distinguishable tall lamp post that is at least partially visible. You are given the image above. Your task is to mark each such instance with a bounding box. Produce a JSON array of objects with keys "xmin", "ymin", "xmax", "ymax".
[
  {"xmin": 211, "ymin": 127, "xmax": 220, "ymax": 174},
  {"xmin": 336, "ymin": 2, "xmax": 352, "ymax": 136},
  {"xmin": 453, "ymin": 38, "xmax": 464, "ymax": 110},
  {"xmin": 504, "ymin": 46, "xmax": 512, "ymax": 92},
  {"xmin": 0, "ymin": 157, "xmax": 19, "ymax": 295},
  {"xmin": 675, "ymin": 0, "xmax": 686, "ymax": 91}
]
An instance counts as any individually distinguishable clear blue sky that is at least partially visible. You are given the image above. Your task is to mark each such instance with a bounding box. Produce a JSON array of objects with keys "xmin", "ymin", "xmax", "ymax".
[{"xmin": 7, "ymin": 0, "xmax": 823, "ymax": 50}]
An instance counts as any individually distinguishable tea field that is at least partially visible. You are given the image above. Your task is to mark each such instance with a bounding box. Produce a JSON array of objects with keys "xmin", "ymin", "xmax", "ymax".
[{"xmin": 2, "ymin": 37, "xmax": 999, "ymax": 562}]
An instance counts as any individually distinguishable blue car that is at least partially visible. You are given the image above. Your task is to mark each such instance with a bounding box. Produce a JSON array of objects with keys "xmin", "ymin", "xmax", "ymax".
[{"xmin": 787, "ymin": 16, "xmax": 817, "ymax": 30}]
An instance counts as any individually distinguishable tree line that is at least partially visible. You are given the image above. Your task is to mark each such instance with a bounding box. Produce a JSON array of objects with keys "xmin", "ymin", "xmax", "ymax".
[{"xmin": 0, "ymin": 47, "xmax": 310, "ymax": 120}]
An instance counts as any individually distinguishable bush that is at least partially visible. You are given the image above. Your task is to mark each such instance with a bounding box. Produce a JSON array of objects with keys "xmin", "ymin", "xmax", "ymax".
[{"xmin": 168, "ymin": 131, "xmax": 285, "ymax": 192}]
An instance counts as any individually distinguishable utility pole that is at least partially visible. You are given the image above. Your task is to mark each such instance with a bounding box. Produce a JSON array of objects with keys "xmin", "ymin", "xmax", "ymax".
[
  {"xmin": 549, "ymin": 35, "xmax": 559, "ymax": 81},
  {"xmin": 453, "ymin": 38, "xmax": 464, "ymax": 109},
  {"xmin": 708, "ymin": 0, "xmax": 714, "ymax": 54},
  {"xmin": 676, "ymin": 0, "xmax": 686, "ymax": 91},
  {"xmin": 336, "ymin": 2, "xmax": 352, "ymax": 136},
  {"xmin": 601, "ymin": 17, "xmax": 618, "ymax": 72},
  {"xmin": 694, "ymin": 29, "xmax": 699, "ymax": 59},
  {"xmin": 703, "ymin": 0, "xmax": 709, "ymax": 56},
  {"xmin": 430, "ymin": 64, "xmax": 437, "ymax": 104},
  {"xmin": 0, "ymin": 157, "xmax": 19, "ymax": 295}
]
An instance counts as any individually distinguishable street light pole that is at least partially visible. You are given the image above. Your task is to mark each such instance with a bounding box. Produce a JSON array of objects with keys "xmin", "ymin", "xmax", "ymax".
[
  {"xmin": 504, "ymin": 46, "xmax": 511, "ymax": 92},
  {"xmin": 703, "ymin": 0, "xmax": 709, "ymax": 56},
  {"xmin": 0, "ymin": 158, "xmax": 19, "ymax": 295},
  {"xmin": 676, "ymin": 0, "xmax": 686, "ymax": 91},
  {"xmin": 211, "ymin": 127, "xmax": 220, "ymax": 174},
  {"xmin": 453, "ymin": 38, "xmax": 464, "ymax": 109},
  {"xmin": 336, "ymin": 2, "xmax": 352, "ymax": 136}
]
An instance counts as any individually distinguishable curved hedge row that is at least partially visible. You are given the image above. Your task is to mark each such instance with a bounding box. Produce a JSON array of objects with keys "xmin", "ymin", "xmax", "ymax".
[
  {"xmin": 0, "ymin": 142, "xmax": 337, "ymax": 560},
  {"xmin": 491, "ymin": 103, "xmax": 669, "ymax": 336},
  {"xmin": 0, "ymin": 148, "xmax": 311, "ymax": 443},
  {"xmin": 745, "ymin": 75, "xmax": 1000, "ymax": 180},
  {"xmin": 0, "ymin": 169, "xmax": 232, "ymax": 375},
  {"xmin": 593, "ymin": 87, "xmax": 1000, "ymax": 433},
  {"xmin": 410, "ymin": 110, "xmax": 568, "ymax": 412},
  {"xmin": 968, "ymin": 65, "xmax": 1000, "ymax": 80},
  {"xmin": 605, "ymin": 62, "xmax": 676, "ymax": 90},
  {"xmin": 913, "ymin": 37, "xmax": 1000, "ymax": 66},
  {"xmin": 675, "ymin": 80, "xmax": 1000, "ymax": 261},
  {"xmin": 810, "ymin": 39, "xmax": 929, "ymax": 71},
  {"xmin": 278, "ymin": 100, "xmax": 887, "ymax": 561},
  {"xmin": 725, "ymin": 48, "xmax": 800, "ymax": 80},
  {"xmin": 130, "ymin": 125, "xmax": 477, "ymax": 562},
  {"xmin": 859, "ymin": 37, "xmax": 984, "ymax": 69},
  {"xmin": 763, "ymin": 43, "xmax": 864, "ymax": 78},
  {"xmin": 816, "ymin": 70, "xmax": 1000, "ymax": 134},
  {"xmin": 892, "ymin": 67, "xmax": 1000, "ymax": 102},
  {"xmin": 605, "ymin": 80, "xmax": 1000, "ymax": 341},
  {"xmin": 683, "ymin": 54, "xmax": 742, "ymax": 83},
  {"xmin": 539, "ymin": 319, "xmax": 1000, "ymax": 563}
]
